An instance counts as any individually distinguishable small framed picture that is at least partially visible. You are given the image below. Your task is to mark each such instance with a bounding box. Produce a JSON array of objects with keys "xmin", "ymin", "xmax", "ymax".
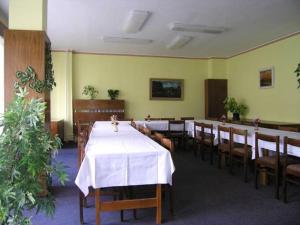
[{"xmin": 259, "ymin": 67, "xmax": 274, "ymax": 88}]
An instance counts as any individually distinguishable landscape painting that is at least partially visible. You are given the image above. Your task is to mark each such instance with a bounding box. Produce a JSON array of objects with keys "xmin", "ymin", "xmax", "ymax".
[{"xmin": 150, "ymin": 78, "xmax": 183, "ymax": 100}]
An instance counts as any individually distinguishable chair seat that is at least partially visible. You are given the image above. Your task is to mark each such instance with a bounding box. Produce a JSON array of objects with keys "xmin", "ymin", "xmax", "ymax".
[
  {"xmin": 256, "ymin": 156, "xmax": 277, "ymax": 168},
  {"xmin": 219, "ymin": 143, "xmax": 230, "ymax": 153},
  {"xmin": 287, "ymin": 164, "xmax": 300, "ymax": 177},
  {"xmin": 232, "ymin": 147, "xmax": 246, "ymax": 157}
]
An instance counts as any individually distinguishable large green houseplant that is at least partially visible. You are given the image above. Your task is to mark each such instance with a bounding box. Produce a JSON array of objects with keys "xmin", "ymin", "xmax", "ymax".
[
  {"xmin": 223, "ymin": 97, "xmax": 248, "ymax": 120},
  {"xmin": 0, "ymin": 87, "xmax": 68, "ymax": 225}
]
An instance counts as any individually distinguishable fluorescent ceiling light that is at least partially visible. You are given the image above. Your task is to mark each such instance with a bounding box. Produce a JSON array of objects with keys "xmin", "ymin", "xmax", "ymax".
[
  {"xmin": 169, "ymin": 23, "xmax": 227, "ymax": 34},
  {"xmin": 102, "ymin": 36, "xmax": 153, "ymax": 44},
  {"xmin": 123, "ymin": 10, "xmax": 151, "ymax": 33},
  {"xmin": 166, "ymin": 35, "xmax": 193, "ymax": 49}
]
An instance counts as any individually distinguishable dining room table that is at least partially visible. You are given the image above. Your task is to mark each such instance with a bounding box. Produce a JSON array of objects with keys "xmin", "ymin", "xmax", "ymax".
[
  {"xmin": 184, "ymin": 119, "xmax": 300, "ymax": 159},
  {"xmin": 75, "ymin": 121, "xmax": 175, "ymax": 225}
]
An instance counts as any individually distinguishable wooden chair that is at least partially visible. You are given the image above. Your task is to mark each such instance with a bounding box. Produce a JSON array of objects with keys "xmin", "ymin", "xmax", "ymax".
[
  {"xmin": 78, "ymin": 128, "xmax": 134, "ymax": 224},
  {"xmin": 217, "ymin": 125, "xmax": 231, "ymax": 169},
  {"xmin": 167, "ymin": 120, "xmax": 185, "ymax": 151},
  {"xmin": 130, "ymin": 120, "xmax": 137, "ymax": 129},
  {"xmin": 160, "ymin": 137, "xmax": 175, "ymax": 215},
  {"xmin": 193, "ymin": 122, "xmax": 202, "ymax": 157},
  {"xmin": 201, "ymin": 123, "xmax": 215, "ymax": 164},
  {"xmin": 230, "ymin": 127, "xmax": 251, "ymax": 182},
  {"xmin": 152, "ymin": 132, "xmax": 165, "ymax": 143},
  {"xmin": 279, "ymin": 126, "xmax": 299, "ymax": 132},
  {"xmin": 194, "ymin": 122, "xmax": 215, "ymax": 164},
  {"xmin": 283, "ymin": 137, "xmax": 300, "ymax": 203},
  {"xmin": 142, "ymin": 127, "xmax": 152, "ymax": 137},
  {"xmin": 254, "ymin": 132, "xmax": 280, "ymax": 199}
]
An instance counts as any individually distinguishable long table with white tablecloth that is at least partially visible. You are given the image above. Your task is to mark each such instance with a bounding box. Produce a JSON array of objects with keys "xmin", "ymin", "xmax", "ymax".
[
  {"xmin": 75, "ymin": 121, "xmax": 175, "ymax": 225},
  {"xmin": 136, "ymin": 119, "xmax": 300, "ymax": 159}
]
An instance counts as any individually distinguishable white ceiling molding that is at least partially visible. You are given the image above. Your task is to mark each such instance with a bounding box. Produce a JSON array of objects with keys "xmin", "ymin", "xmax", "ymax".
[
  {"xmin": 169, "ymin": 23, "xmax": 227, "ymax": 34},
  {"xmin": 102, "ymin": 36, "xmax": 153, "ymax": 44},
  {"xmin": 166, "ymin": 35, "xmax": 193, "ymax": 49},
  {"xmin": 123, "ymin": 10, "xmax": 151, "ymax": 33}
]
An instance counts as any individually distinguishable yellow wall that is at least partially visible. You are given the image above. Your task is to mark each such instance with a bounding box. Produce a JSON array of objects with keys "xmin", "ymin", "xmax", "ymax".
[
  {"xmin": 72, "ymin": 54, "xmax": 208, "ymax": 120},
  {"xmin": 51, "ymin": 34, "xmax": 300, "ymax": 140},
  {"xmin": 9, "ymin": 0, "xmax": 47, "ymax": 30},
  {"xmin": 227, "ymin": 34, "xmax": 300, "ymax": 122}
]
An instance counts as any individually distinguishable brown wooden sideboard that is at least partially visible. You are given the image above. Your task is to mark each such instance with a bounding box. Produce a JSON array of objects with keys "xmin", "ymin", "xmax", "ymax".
[{"xmin": 73, "ymin": 99, "xmax": 125, "ymax": 135}]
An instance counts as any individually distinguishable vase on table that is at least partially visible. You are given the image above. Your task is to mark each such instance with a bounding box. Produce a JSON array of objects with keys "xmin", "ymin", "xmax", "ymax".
[{"xmin": 113, "ymin": 124, "xmax": 118, "ymax": 132}]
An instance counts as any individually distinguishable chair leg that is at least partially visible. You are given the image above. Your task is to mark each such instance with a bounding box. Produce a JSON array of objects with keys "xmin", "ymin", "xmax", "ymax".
[
  {"xmin": 244, "ymin": 158, "xmax": 248, "ymax": 183},
  {"xmin": 79, "ymin": 191, "xmax": 84, "ymax": 225},
  {"xmin": 218, "ymin": 151, "xmax": 221, "ymax": 169},
  {"xmin": 283, "ymin": 178, "xmax": 287, "ymax": 203},
  {"xmin": 254, "ymin": 164, "xmax": 259, "ymax": 189},
  {"xmin": 210, "ymin": 146, "xmax": 213, "ymax": 165},
  {"xmin": 275, "ymin": 170, "xmax": 279, "ymax": 199}
]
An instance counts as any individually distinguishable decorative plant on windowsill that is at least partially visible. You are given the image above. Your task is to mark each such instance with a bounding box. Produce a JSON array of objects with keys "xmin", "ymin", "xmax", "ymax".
[
  {"xmin": 223, "ymin": 97, "xmax": 248, "ymax": 121},
  {"xmin": 108, "ymin": 89, "xmax": 119, "ymax": 100},
  {"xmin": 0, "ymin": 87, "xmax": 68, "ymax": 225},
  {"xmin": 295, "ymin": 63, "xmax": 300, "ymax": 89},
  {"xmin": 82, "ymin": 85, "xmax": 99, "ymax": 100}
]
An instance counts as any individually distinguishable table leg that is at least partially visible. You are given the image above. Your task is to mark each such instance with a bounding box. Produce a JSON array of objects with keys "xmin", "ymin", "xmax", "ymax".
[
  {"xmin": 95, "ymin": 189, "xmax": 101, "ymax": 225},
  {"xmin": 156, "ymin": 184, "xmax": 162, "ymax": 224}
]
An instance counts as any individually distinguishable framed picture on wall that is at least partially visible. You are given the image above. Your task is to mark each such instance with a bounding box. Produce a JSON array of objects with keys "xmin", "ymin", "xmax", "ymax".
[
  {"xmin": 259, "ymin": 67, "xmax": 274, "ymax": 88},
  {"xmin": 150, "ymin": 78, "xmax": 184, "ymax": 100}
]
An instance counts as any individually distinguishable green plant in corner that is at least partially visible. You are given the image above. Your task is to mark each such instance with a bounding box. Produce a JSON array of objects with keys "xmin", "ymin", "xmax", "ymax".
[
  {"xmin": 107, "ymin": 89, "xmax": 119, "ymax": 100},
  {"xmin": 294, "ymin": 63, "xmax": 300, "ymax": 88},
  {"xmin": 82, "ymin": 85, "xmax": 99, "ymax": 100},
  {"xmin": 0, "ymin": 87, "xmax": 68, "ymax": 225},
  {"xmin": 223, "ymin": 97, "xmax": 248, "ymax": 120}
]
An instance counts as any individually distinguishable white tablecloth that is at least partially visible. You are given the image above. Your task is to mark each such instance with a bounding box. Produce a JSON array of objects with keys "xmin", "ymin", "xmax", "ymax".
[
  {"xmin": 75, "ymin": 121, "xmax": 175, "ymax": 196},
  {"xmin": 185, "ymin": 120, "xmax": 300, "ymax": 159}
]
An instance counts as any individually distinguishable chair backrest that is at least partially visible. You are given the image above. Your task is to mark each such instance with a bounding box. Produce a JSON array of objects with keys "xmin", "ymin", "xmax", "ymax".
[
  {"xmin": 130, "ymin": 121, "xmax": 137, "ymax": 129},
  {"xmin": 143, "ymin": 127, "xmax": 152, "ymax": 137},
  {"xmin": 284, "ymin": 136, "xmax": 300, "ymax": 155},
  {"xmin": 194, "ymin": 121, "xmax": 202, "ymax": 138},
  {"xmin": 201, "ymin": 123, "xmax": 214, "ymax": 144},
  {"xmin": 161, "ymin": 138, "xmax": 175, "ymax": 153},
  {"xmin": 255, "ymin": 132, "xmax": 280, "ymax": 161},
  {"xmin": 153, "ymin": 132, "xmax": 165, "ymax": 143},
  {"xmin": 180, "ymin": 117, "xmax": 194, "ymax": 120},
  {"xmin": 168, "ymin": 120, "xmax": 185, "ymax": 133},
  {"xmin": 77, "ymin": 128, "xmax": 88, "ymax": 168},
  {"xmin": 230, "ymin": 127, "xmax": 248, "ymax": 147},
  {"xmin": 217, "ymin": 125, "xmax": 230, "ymax": 145},
  {"xmin": 279, "ymin": 126, "xmax": 298, "ymax": 132},
  {"xmin": 161, "ymin": 117, "xmax": 175, "ymax": 121}
]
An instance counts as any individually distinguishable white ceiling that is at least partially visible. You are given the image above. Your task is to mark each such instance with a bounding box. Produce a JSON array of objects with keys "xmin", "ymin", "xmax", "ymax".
[{"xmin": 0, "ymin": 0, "xmax": 300, "ymax": 58}]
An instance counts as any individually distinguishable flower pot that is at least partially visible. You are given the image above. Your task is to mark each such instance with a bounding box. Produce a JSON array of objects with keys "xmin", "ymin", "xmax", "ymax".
[{"xmin": 232, "ymin": 113, "xmax": 240, "ymax": 121}]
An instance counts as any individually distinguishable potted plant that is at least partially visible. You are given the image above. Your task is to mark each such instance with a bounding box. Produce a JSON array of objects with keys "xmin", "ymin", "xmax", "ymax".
[
  {"xmin": 0, "ymin": 87, "xmax": 68, "ymax": 225},
  {"xmin": 82, "ymin": 85, "xmax": 99, "ymax": 100},
  {"xmin": 107, "ymin": 89, "xmax": 119, "ymax": 100},
  {"xmin": 223, "ymin": 97, "xmax": 248, "ymax": 121}
]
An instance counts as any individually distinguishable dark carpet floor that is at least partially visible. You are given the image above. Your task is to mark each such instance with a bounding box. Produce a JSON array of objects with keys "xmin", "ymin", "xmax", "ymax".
[{"xmin": 31, "ymin": 144, "xmax": 300, "ymax": 225}]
